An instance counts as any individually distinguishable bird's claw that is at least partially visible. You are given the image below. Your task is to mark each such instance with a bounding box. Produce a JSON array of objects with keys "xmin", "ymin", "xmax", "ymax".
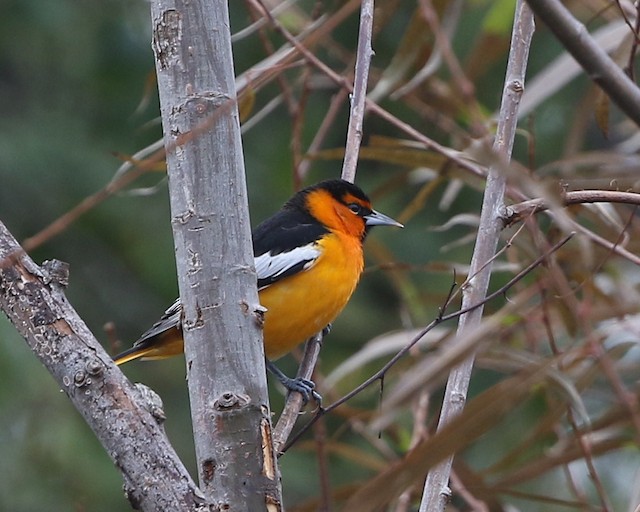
[
  {"xmin": 282, "ymin": 376, "xmax": 322, "ymax": 406},
  {"xmin": 267, "ymin": 361, "xmax": 322, "ymax": 406}
]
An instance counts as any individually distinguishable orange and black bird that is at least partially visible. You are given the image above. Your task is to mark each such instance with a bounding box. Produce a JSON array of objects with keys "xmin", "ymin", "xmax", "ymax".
[{"xmin": 114, "ymin": 179, "xmax": 402, "ymax": 400}]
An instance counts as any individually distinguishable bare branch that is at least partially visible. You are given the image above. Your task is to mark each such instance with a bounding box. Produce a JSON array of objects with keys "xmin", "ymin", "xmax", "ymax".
[
  {"xmin": 0, "ymin": 223, "xmax": 203, "ymax": 512},
  {"xmin": 281, "ymin": 233, "xmax": 574, "ymax": 454},
  {"xmin": 271, "ymin": 0, "xmax": 376, "ymax": 450},
  {"xmin": 341, "ymin": 0, "xmax": 375, "ymax": 183},
  {"xmin": 505, "ymin": 189, "xmax": 640, "ymax": 224},
  {"xmin": 273, "ymin": 333, "xmax": 323, "ymax": 453},
  {"xmin": 420, "ymin": 2, "xmax": 535, "ymax": 510},
  {"xmin": 21, "ymin": 155, "xmax": 156, "ymax": 253},
  {"xmin": 249, "ymin": 0, "xmax": 487, "ymax": 180},
  {"xmin": 297, "ymin": 88, "xmax": 350, "ymax": 181},
  {"xmin": 570, "ymin": 218, "xmax": 640, "ymax": 266},
  {"xmin": 526, "ymin": 0, "xmax": 640, "ymax": 126},
  {"xmin": 505, "ymin": 189, "xmax": 640, "ymax": 265}
]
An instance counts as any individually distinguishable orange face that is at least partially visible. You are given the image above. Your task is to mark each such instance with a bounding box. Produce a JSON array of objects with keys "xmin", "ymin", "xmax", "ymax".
[{"xmin": 305, "ymin": 189, "xmax": 372, "ymax": 240}]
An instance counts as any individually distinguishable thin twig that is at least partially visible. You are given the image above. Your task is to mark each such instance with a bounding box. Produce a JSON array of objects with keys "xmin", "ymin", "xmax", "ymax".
[
  {"xmin": 542, "ymin": 280, "xmax": 614, "ymax": 511},
  {"xmin": 241, "ymin": 94, "xmax": 285, "ymax": 134},
  {"xmin": 21, "ymin": 145, "xmax": 160, "ymax": 252},
  {"xmin": 297, "ymin": 88, "xmax": 350, "ymax": 181},
  {"xmin": 341, "ymin": 0, "xmax": 374, "ymax": 183},
  {"xmin": 236, "ymin": 0, "xmax": 361, "ymax": 96},
  {"xmin": 273, "ymin": 333, "xmax": 323, "ymax": 453},
  {"xmin": 566, "ymin": 402, "xmax": 614, "ymax": 511},
  {"xmin": 417, "ymin": 0, "xmax": 484, "ymax": 135},
  {"xmin": 395, "ymin": 391, "xmax": 430, "ymax": 512},
  {"xmin": 314, "ymin": 417, "xmax": 332, "ymax": 512},
  {"xmin": 291, "ymin": 66, "xmax": 313, "ymax": 190},
  {"xmin": 22, "ymin": 88, "xmax": 238, "ymax": 253},
  {"xmin": 391, "ymin": 0, "xmax": 463, "ymax": 100},
  {"xmin": 544, "ymin": 301, "xmax": 592, "ymax": 509},
  {"xmin": 281, "ymin": 233, "xmax": 574, "ymax": 453},
  {"xmin": 271, "ymin": 0, "xmax": 376, "ymax": 450},
  {"xmin": 616, "ymin": 0, "xmax": 640, "ymax": 80},
  {"xmin": 569, "ymin": 218, "xmax": 640, "ymax": 266},
  {"xmin": 441, "ymin": 221, "xmax": 529, "ymax": 314},
  {"xmin": 420, "ymin": 3, "xmax": 535, "ymax": 509},
  {"xmin": 505, "ymin": 187, "xmax": 640, "ymax": 265},
  {"xmin": 233, "ymin": 0, "xmax": 302, "ymax": 42},
  {"xmin": 450, "ymin": 470, "xmax": 490, "ymax": 512},
  {"xmin": 246, "ymin": 0, "xmax": 298, "ymax": 116},
  {"xmin": 248, "ymin": 0, "xmax": 488, "ymax": 181}
]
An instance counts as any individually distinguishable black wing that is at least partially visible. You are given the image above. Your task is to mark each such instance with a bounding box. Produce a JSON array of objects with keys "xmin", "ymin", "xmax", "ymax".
[
  {"xmin": 252, "ymin": 207, "xmax": 328, "ymax": 289},
  {"xmin": 132, "ymin": 298, "xmax": 182, "ymax": 347}
]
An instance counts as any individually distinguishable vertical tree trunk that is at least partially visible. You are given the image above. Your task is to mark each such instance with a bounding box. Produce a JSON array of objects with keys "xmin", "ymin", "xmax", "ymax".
[{"xmin": 150, "ymin": 0, "xmax": 282, "ymax": 509}]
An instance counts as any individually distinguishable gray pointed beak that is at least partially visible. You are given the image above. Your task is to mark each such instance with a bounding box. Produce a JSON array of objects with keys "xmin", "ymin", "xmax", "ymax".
[{"xmin": 364, "ymin": 209, "xmax": 404, "ymax": 228}]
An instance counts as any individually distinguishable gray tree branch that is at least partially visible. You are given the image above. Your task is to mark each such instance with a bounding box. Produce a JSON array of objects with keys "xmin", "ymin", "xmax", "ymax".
[
  {"xmin": 0, "ymin": 225, "xmax": 202, "ymax": 512},
  {"xmin": 505, "ymin": 189, "xmax": 640, "ymax": 225},
  {"xmin": 341, "ymin": 0, "xmax": 375, "ymax": 183},
  {"xmin": 150, "ymin": 0, "xmax": 281, "ymax": 508},
  {"xmin": 420, "ymin": 1, "xmax": 535, "ymax": 510},
  {"xmin": 526, "ymin": 0, "xmax": 640, "ymax": 126}
]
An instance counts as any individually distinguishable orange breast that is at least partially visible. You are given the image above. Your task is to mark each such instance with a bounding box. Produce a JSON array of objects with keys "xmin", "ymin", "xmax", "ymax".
[{"xmin": 259, "ymin": 232, "xmax": 364, "ymax": 360}]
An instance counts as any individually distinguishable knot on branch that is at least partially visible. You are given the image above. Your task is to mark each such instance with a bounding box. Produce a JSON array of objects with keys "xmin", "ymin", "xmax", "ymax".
[
  {"xmin": 73, "ymin": 369, "xmax": 91, "ymax": 388},
  {"xmin": 67, "ymin": 359, "xmax": 105, "ymax": 389},
  {"xmin": 241, "ymin": 300, "xmax": 267, "ymax": 327},
  {"xmin": 507, "ymin": 79, "xmax": 524, "ymax": 93},
  {"xmin": 214, "ymin": 392, "xmax": 250, "ymax": 410},
  {"xmin": 135, "ymin": 383, "xmax": 166, "ymax": 424},
  {"xmin": 41, "ymin": 259, "xmax": 69, "ymax": 288},
  {"xmin": 184, "ymin": 92, "xmax": 229, "ymax": 117},
  {"xmin": 201, "ymin": 458, "xmax": 216, "ymax": 485},
  {"xmin": 86, "ymin": 359, "xmax": 104, "ymax": 377}
]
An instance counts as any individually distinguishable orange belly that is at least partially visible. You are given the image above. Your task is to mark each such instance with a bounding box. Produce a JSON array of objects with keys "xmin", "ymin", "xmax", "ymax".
[{"xmin": 260, "ymin": 232, "xmax": 363, "ymax": 359}]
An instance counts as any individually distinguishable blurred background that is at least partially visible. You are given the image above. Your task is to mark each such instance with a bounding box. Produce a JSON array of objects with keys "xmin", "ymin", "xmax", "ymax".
[{"xmin": 2, "ymin": 1, "xmax": 640, "ymax": 511}]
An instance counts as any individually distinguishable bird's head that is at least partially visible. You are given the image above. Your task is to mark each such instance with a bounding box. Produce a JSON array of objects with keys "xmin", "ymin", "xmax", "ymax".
[{"xmin": 290, "ymin": 179, "xmax": 403, "ymax": 239}]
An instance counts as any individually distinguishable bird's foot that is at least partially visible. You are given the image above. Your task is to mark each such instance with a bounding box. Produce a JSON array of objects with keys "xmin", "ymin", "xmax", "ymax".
[
  {"xmin": 267, "ymin": 361, "xmax": 322, "ymax": 405},
  {"xmin": 282, "ymin": 375, "xmax": 322, "ymax": 405}
]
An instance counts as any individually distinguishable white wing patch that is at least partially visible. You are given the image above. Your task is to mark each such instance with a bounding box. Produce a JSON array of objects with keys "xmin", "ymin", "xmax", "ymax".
[
  {"xmin": 255, "ymin": 243, "xmax": 321, "ymax": 289},
  {"xmin": 162, "ymin": 298, "xmax": 182, "ymax": 321},
  {"xmin": 140, "ymin": 247, "xmax": 321, "ymax": 343}
]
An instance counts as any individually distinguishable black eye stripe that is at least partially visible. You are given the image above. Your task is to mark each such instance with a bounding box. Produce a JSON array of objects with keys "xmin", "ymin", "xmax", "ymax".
[{"xmin": 347, "ymin": 202, "xmax": 373, "ymax": 217}]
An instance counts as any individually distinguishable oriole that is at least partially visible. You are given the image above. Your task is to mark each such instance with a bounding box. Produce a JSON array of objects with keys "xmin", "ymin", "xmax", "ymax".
[{"xmin": 114, "ymin": 179, "xmax": 402, "ymax": 399}]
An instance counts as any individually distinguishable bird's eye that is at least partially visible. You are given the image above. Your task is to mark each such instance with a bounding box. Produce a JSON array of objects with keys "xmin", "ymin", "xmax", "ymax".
[{"xmin": 348, "ymin": 203, "xmax": 361, "ymax": 214}]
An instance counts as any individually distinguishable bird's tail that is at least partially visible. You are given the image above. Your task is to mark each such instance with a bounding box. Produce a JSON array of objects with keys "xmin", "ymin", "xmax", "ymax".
[
  {"xmin": 113, "ymin": 345, "xmax": 154, "ymax": 365},
  {"xmin": 113, "ymin": 330, "xmax": 185, "ymax": 365}
]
